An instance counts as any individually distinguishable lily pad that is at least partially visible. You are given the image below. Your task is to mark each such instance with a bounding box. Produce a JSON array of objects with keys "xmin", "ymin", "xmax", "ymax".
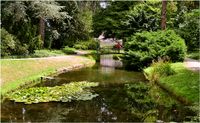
[{"xmin": 6, "ymin": 81, "xmax": 99, "ymax": 104}]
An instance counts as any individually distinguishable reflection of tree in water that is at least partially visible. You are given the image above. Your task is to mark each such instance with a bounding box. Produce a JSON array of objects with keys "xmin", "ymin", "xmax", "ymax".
[
  {"xmin": 1, "ymin": 82, "xmax": 197, "ymax": 122},
  {"xmin": 124, "ymin": 82, "xmax": 197, "ymax": 122}
]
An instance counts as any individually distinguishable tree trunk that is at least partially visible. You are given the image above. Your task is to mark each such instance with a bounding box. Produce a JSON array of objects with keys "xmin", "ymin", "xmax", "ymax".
[
  {"xmin": 39, "ymin": 17, "xmax": 45, "ymax": 46},
  {"xmin": 161, "ymin": 0, "xmax": 167, "ymax": 30}
]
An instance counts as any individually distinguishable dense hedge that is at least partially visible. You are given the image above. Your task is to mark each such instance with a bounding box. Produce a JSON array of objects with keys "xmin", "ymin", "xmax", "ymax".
[
  {"xmin": 73, "ymin": 38, "xmax": 99, "ymax": 50},
  {"xmin": 1, "ymin": 28, "xmax": 29, "ymax": 57},
  {"xmin": 62, "ymin": 46, "xmax": 76, "ymax": 54},
  {"xmin": 123, "ymin": 30, "xmax": 187, "ymax": 71},
  {"xmin": 176, "ymin": 9, "xmax": 200, "ymax": 51}
]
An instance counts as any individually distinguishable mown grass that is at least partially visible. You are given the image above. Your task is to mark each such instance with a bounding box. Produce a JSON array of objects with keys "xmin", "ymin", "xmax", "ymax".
[
  {"xmin": 1, "ymin": 56, "xmax": 95, "ymax": 95},
  {"xmin": 144, "ymin": 62, "xmax": 199, "ymax": 103}
]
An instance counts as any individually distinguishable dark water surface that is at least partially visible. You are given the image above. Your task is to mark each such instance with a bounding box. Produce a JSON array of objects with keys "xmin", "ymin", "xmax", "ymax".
[{"xmin": 1, "ymin": 55, "xmax": 196, "ymax": 122}]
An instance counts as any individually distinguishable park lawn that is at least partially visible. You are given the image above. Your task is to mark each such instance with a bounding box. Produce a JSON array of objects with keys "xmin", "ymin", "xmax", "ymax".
[
  {"xmin": 1, "ymin": 56, "xmax": 95, "ymax": 95},
  {"xmin": 144, "ymin": 63, "xmax": 199, "ymax": 103}
]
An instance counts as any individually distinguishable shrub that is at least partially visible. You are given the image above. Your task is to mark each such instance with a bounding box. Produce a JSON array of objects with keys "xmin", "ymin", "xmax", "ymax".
[
  {"xmin": 73, "ymin": 38, "xmax": 99, "ymax": 50},
  {"xmin": 1, "ymin": 28, "xmax": 16, "ymax": 56},
  {"xmin": 149, "ymin": 59, "xmax": 175, "ymax": 81},
  {"xmin": 176, "ymin": 9, "xmax": 200, "ymax": 51},
  {"xmin": 15, "ymin": 43, "xmax": 29, "ymax": 56},
  {"xmin": 74, "ymin": 43, "xmax": 88, "ymax": 50},
  {"xmin": 187, "ymin": 50, "xmax": 200, "ymax": 60},
  {"xmin": 123, "ymin": 30, "xmax": 187, "ymax": 70},
  {"xmin": 32, "ymin": 50, "xmax": 65, "ymax": 57},
  {"xmin": 1, "ymin": 28, "xmax": 29, "ymax": 57},
  {"xmin": 62, "ymin": 46, "xmax": 76, "ymax": 54}
]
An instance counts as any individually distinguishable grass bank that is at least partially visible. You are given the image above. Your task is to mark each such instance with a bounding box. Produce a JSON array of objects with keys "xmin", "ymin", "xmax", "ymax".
[
  {"xmin": 144, "ymin": 62, "xmax": 199, "ymax": 103},
  {"xmin": 1, "ymin": 56, "xmax": 95, "ymax": 95}
]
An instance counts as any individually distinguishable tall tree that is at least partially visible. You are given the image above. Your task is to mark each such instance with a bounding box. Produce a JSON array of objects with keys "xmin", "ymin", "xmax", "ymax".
[
  {"xmin": 161, "ymin": 0, "xmax": 167, "ymax": 30},
  {"xmin": 93, "ymin": 1, "xmax": 136, "ymax": 39},
  {"xmin": 29, "ymin": 1, "xmax": 69, "ymax": 46}
]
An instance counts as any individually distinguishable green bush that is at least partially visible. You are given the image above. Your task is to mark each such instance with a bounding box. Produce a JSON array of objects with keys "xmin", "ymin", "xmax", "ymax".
[
  {"xmin": 176, "ymin": 9, "xmax": 200, "ymax": 51},
  {"xmin": 73, "ymin": 38, "xmax": 99, "ymax": 50},
  {"xmin": 62, "ymin": 46, "xmax": 76, "ymax": 54},
  {"xmin": 74, "ymin": 43, "xmax": 88, "ymax": 50},
  {"xmin": 32, "ymin": 50, "xmax": 65, "ymax": 57},
  {"xmin": 187, "ymin": 50, "xmax": 200, "ymax": 60},
  {"xmin": 123, "ymin": 30, "xmax": 187, "ymax": 70},
  {"xmin": 1, "ymin": 28, "xmax": 16, "ymax": 56},
  {"xmin": 15, "ymin": 43, "xmax": 29, "ymax": 56},
  {"xmin": 149, "ymin": 59, "xmax": 175, "ymax": 81},
  {"xmin": 1, "ymin": 28, "xmax": 29, "ymax": 57}
]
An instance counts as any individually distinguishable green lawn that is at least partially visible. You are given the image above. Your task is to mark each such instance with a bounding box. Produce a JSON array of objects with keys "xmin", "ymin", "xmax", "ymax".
[
  {"xmin": 1, "ymin": 56, "xmax": 95, "ymax": 95},
  {"xmin": 144, "ymin": 63, "xmax": 199, "ymax": 103}
]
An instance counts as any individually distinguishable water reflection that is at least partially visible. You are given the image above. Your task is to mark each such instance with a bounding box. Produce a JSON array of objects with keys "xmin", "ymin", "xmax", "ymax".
[
  {"xmin": 100, "ymin": 66, "xmax": 115, "ymax": 74},
  {"xmin": 100, "ymin": 55, "xmax": 123, "ymax": 68},
  {"xmin": 1, "ymin": 55, "xmax": 197, "ymax": 122}
]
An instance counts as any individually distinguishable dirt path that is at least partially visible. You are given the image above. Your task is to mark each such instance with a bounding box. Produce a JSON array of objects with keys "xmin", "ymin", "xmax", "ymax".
[{"xmin": 184, "ymin": 58, "xmax": 200, "ymax": 72}]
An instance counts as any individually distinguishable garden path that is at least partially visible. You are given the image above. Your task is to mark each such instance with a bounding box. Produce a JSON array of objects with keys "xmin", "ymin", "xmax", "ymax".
[{"xmin": 184, "ymin": 58, "xmax": 200, "ymax": 72}]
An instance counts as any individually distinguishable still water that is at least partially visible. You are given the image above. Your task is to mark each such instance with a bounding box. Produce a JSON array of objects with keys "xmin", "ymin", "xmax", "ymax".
[{"xmin": 1, "ymin": 55, "xmax": 196, "ymax": 122}]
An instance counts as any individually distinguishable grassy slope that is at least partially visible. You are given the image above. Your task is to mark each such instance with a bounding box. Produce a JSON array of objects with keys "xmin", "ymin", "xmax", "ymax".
[
  {"xmin": 1, "ymin": 56, "xmax": 95, "ymax": 95},
  {"xmin": 144, "ymin": 63, "xmax": 199, "ymax": 103}
]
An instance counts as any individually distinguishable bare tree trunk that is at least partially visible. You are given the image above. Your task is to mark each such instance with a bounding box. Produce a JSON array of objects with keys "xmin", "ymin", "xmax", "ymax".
[
  {"xmin": 161, "ymin": 0, "xmax": 167, "ymax": 30},
  {"xmin": 39, "ymin": 17, "xmax": 45, "ymax": 47}
]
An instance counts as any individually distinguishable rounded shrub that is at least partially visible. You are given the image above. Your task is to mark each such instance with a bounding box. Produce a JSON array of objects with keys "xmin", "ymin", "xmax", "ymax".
[
  {"xmin": 62, "ymin": 46, "xmax": 76, "ymax": 54},
  {"xmin": 1, "ymin": 28, "xmax": 16, "ymax": 56},
  {"xmin": 1, "ymin": 28, "xmax": 29, "ymax": 57},
  {"xmin": 123, "ymin": 30, "xmax": 187, "ymax": 71}
]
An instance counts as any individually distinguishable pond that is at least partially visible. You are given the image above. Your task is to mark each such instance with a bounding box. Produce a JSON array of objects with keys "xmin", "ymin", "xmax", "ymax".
[{"xmin": 1, "ymin": 55, "xmax": 196, "ymax": 122}]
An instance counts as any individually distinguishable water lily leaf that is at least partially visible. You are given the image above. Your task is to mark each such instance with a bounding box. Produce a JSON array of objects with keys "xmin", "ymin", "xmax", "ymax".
[{"xmin": 6, "ymin": 81, "xmax": 99, "ymax": 104}]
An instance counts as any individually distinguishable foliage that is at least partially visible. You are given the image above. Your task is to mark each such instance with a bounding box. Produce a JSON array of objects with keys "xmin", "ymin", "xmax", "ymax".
[
  {"xmin": 1, "ymin": 28, "xmax": 17, "ymax": 56},
  {"xmin": 123, "ymin": 30, "xmax": 187, "ymax": 70},
  {"xmin": 1, "ymin": 1, "xmax": 27, "ymax": 22},
  {"xmin": 124, "ymin": 81, "xmax": 198, "ymax": 122},
  {"xmin": 93, "ymin": 1, "xmax": 137, "ymax": 38},
  {"xmin": 148, "ymin": 59, "xmax": 175, "ymax": 81},
  {"xmin": 52, "ymin": 1, "xmax": 98, "ymax": 49},
  {"xmin": 125, "ymin": 82, "xmax": 158, "ymax": 122},
  {"xmin": 1, "ymin": 1, "xmax": 51, "ymax": 54},
  {"xmin": 73, "ymin": 38, "xmax": 99, "ymax": 50},
  {"xmin": 6, "ymin": 81, "xmax": 99, "ymax": 104},
  {"xmin": 62, "ymin": 46, "xmax": 76, "ymax": 54},
  {"xmin": 93, "ymin": 1, "xmax": 169, "ymax": 39},
  {"xmin": 1, "ymin": 1, "xmax": 99, "ymax": 55},
  {"xmin": 176, "ymin": 9, "xmax": 200, "ymax": 51},
  {"xmin": 187, "ymin": 103, "xmax": 200, "ymax": 122},
  {"xmin": 187, "ymin": 50, "xmax": 200, "ymax": 60},
  {"xmin": 29, "ymin": 1, "xmax": 68, "ymax": 20},
  {"xmin": 31, "ymin": 49, "xmax": 65, "ymax": 58},
  {"xmin": 124, "ymin": 1, "xmax": 161, "ymax": 35},
  {"xmin": 1, "ymin": 28, "xmax": 29, "ymax": 57}
]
